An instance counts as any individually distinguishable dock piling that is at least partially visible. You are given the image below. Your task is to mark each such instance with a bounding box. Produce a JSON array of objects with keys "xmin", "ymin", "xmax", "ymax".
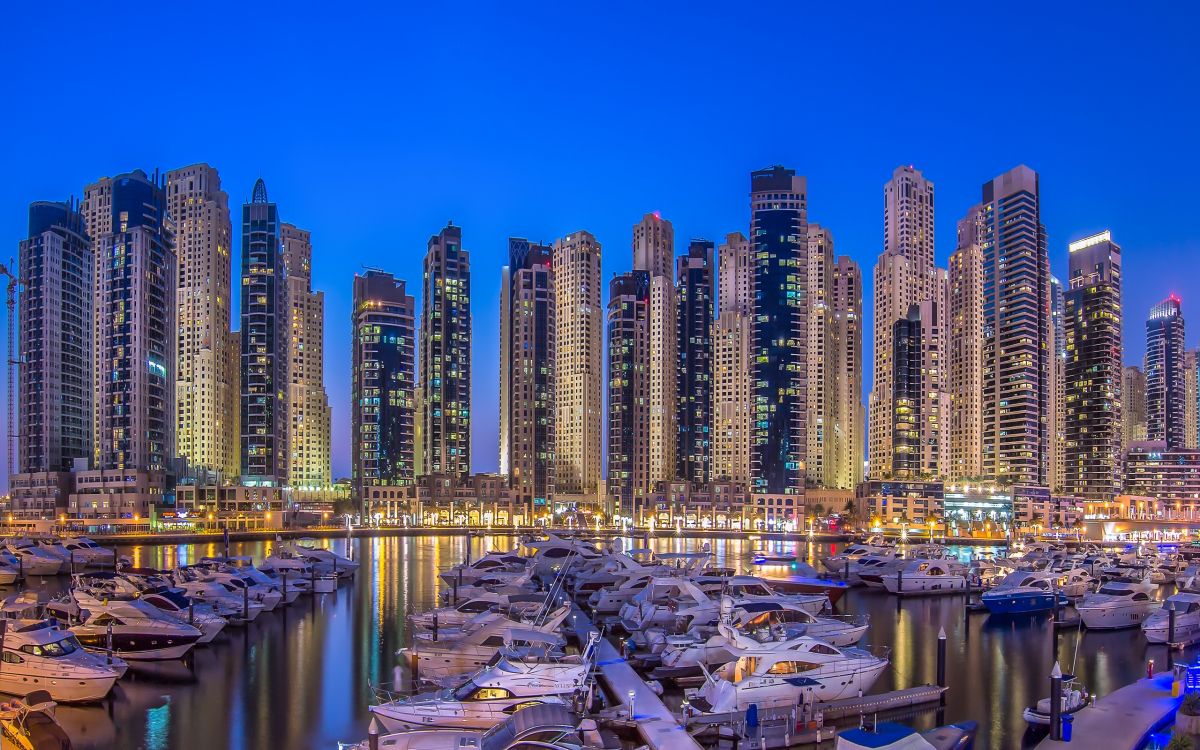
[
  {"xmin": 936, "ymin": 626, "xmax": 947, "ymax": 702},
  {"xmin": 1050, "ymin": 661, "xmax": 1063, "ymax": 741},
  {"xmin": 367, "ymin": 717, "xmax": 380, "ymax": 750},
  {"xmin": 1169, "ymin": 600, "xmax": 1178, "ymax": 647}
]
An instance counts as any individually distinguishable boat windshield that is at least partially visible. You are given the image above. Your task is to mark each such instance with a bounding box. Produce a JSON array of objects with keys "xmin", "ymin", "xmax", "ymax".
[
  {"xmin": 452, "ymin": 680, "xmax": 479, "ymax": 701},
  {"xmin": 21, "ymin": 637, "xmax": 79, "ymax": 657},
  {"xmin": 1097, "ymin": 585, "xmax": 1132, "ymax": 596}
]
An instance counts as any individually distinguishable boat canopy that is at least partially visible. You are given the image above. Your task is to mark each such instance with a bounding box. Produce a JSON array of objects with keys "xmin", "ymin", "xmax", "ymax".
[
  {"xmin": 836, "ymin": 721, "xmax": 937, "ymax": 750},
  {"xmin": 481, "ymin": 704, "xmax": 578, "ymax": 750}
]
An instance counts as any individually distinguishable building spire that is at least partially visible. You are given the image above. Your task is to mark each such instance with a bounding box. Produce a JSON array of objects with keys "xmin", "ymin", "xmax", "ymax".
[{"xmin": 251, "ymin": 178, "xmax": 268, "ymax": 204}]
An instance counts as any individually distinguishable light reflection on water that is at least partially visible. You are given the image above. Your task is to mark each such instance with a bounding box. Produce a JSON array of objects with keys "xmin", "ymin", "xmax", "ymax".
[{"xmin": 22, "ymin": 534, "xmax": 1187, "ymax": 750}]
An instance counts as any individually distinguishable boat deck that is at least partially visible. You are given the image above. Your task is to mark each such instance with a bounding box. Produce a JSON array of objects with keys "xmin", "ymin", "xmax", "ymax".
[
  {"xmin": 1035, "ymin": 672, "xmax": 1179, "ymax": 750},
  {"xmin": 570, "ymin": 607, "xmax": 703, "ymax": 750}
]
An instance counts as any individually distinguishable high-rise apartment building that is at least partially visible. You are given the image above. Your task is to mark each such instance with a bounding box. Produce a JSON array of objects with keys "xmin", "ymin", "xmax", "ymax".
[
  {"xmin": 891, "ymin": 299, "xmax": 946, "ymax": 478},
  {"xmin": 1064, "ymin": 230, "xmax": 1122, "ymax": 500},
  {"xmin": 167, "ymin": 164, "xmax": 237, "ymax": 482},
  {"xmin": 1146, "ymin": 295, "xmax": 1186, "ymax": 448},
  {"xmin": 82, "ymin": 170, "xmax": 177, "ymax": 475},
  {"xmin": 500, "ymin": 239, "xmax": 555, "ymax": 515},
  {"xmin": 869, "ymin": 166, "xmax": 939, "ymax": 479},
  {"xmin": 1050, "ymin": 276, "xmax": 1067, "ymax": 492},
  {"xmin": 981, "ymin": 165, "xmax": 1050, "ymax": 485},
  {"xmin": 750, "ymin": 166, "xmax": 808, "ymax": 497},
  {"xmin": 282, "ymin": 224, "xmax": 331, "ymax": 490},
  {"xmin": 1185, "ymin": 350, "xmax": 1199, "ymax": 449},
  {"xmin": 17, "ymin": 201, "xmax": 93, "ymax": 474},
  {"xmin": 829, "ymin": 256, "xmax": 863, "ymax": 489},
  {"xmin": 419, "ymin": 224, "xmax": 471, "ymax": 478},
  {"xmin": 806, "ymin": 226, "xmax": 834, "ymax": 487},
  {"xmin": 947, "ymin": 206, "xmax": 984, "ymax": 480},
  {"xmin": 713, "ymin": 233, "xmax": 751, "ymax": 486},
  {"xmin": 676, "ymin": 240, "xmax": 714, "ymax": 485},
  {"xmin": 1123, "ymin": 366, "xmax": 1148, "ymax": 449},
  {"xmin": 607, "ymin": 271, "xmax": 650, "ymax": 516},
  {"xmin": 351, "ymin": 271, "xmax": 416, "ymax": 508},
  {"xmin": 552, "ymin": 231, "xmax": 603, "ymax": 501},
  {"xmin": 239, "ymin": 179, "xmax": 288, "ymax": 482},
  {"xmin": 633, "ymin": 213, "xmax": 677, "ymax": 488}
]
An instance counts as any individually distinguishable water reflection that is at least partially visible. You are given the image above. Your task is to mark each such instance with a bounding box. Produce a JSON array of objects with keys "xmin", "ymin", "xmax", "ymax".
[{"xmin": 14, "ymin": 534, "xmax": 1183, "ymax": 750}]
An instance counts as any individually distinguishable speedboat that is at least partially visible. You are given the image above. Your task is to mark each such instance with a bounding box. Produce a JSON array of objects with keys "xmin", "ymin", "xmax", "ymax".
[
  {"xmin": 688, "ymin": 630, "xmax": 890, "ymax": 712},
  {"xmin": 1143, "ymin": 592, "xmax": 1200, "ymax": 644},
  {"xmin": 344, "ymin": 703, "xmax": 597, "ymax": 750},
  {"xmin": 401, "ymin": 605, "xmax": 572, "ymax": 681},
  {"xmin": 1077, "ymin": 579, "xmax": 1158, "ymax": 630},
  {"xmin": 1022, "ymin": 676, "xmax": 1090, "ymax": 726},
  {"xmin": 881, "ymin": 559, "xmax": 968, "ymax": 596},
  {"xmin": 981, "ymin": 572, "xmax": 1068, "ymax": 615},
  {"xmin": 752, "ymin": 549, "xmax": 798, "ymax": 564},
  {"xmin": 0, "ymin": 620, "xmax": 119, "ymax": 702},
  {"xmin": 836, "ymin": 721, "xmax": 977, "ymax": 750},
  {"xmin": 371, "ymin": 634, "xmax": 596, "ymax": 731}
]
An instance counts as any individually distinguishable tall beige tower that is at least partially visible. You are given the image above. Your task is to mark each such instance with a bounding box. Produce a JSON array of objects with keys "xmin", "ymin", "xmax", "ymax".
[
  {"xmin": 713, "ymin": 233, "xmax": 751, "ymax": 486},
  {"xmin": 166, "ymin": 164, "xmax": 238, "ymax": 481},
  {"xmin": 552, "ymin": 231, "xmax": 603, "ymax": 502},
  {"xmin": 830, "ymin": 256, "xmax": 863, "ymax": 489},
  {"xmin": 869, "ymin": 165, "xmax": 939, "ymax": 478},
  {"xmin": 282, "ymin": 224, "xmax": 331, "ymax": 490},
  {"xmin": 1186, "ymin": 350, "xmax": 1198, "ymax": 449},
  {"xmin": 806, "ymin": 226, "xmax": 834, "ymax": 487},
  {"xmin": 947, "ymin": 206, "xmax": 985, "ymax": 481},
  {"xmin": 633, "ymin": 213, "xmax": 677, "ymax": 487}
]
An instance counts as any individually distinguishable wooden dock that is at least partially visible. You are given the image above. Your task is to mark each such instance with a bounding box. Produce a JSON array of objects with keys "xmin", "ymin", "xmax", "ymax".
[{"xmin": 570, "ymin": 608, "xmax": 703, "ymax": 750}]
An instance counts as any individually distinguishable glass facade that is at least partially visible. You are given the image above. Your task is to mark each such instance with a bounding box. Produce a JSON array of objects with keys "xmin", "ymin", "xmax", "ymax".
[{"xmin": 676, "ymin": 240, "xmax": 714, "ymax": 485}]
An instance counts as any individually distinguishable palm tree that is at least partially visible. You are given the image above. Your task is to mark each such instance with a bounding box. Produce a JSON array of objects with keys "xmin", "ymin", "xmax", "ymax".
[{"xmin": 842, "ymin": 500, "xmax": 859, "ymax": 532}]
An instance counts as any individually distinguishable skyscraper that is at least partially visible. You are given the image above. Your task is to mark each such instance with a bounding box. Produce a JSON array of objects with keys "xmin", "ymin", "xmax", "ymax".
[
  {"xmin": 1050, "ymin": 275, "xmax": 1067, "ymax": 492},
  {"xmin": 1123, "ymin": 365, "xmax": 1147, "ymax": 449},
  {"xmin": 713, "ymin": 233, "xmax": 751, "ymax": 486},
  {"xmin": 82, "ymin": 170, "xmax": 177, "ymax": 475},
  {"xmin": 607, "ymin": 271, "xmax": 650, "ymax": 517},
  {"xmin": 552, "ymin": 231, "xmax": 603, "ymax": 501},
  {"xmin": 981, "ymin": 165, "xmax": 1049, "ymax": 485},
  {"xmin": 500, "ymin": 239, "xmax": 555, "ymax": 516},
  {"xmin": 633, "ymin": 213, "xmax": 677, "ymax": 488},
  {"xmin": 1185, "ymin": 350, "xmax": 1199, "ymax": 449},
  {"xmin": 351, "ymin": 271, "xmax": 416, "ymax": 508},
  {"xmin": 419, "ymin": 223, "xmax": 471, "ymax": 478},
  {"xmin": 891, "ymin": 299, "xmax": 946, "ymax": 478},
  {"xmin": 282, "ymin": 224, "xmax": 331, "ymax": 491},
  {"xmin": 869, "ymin": 166, "xmax": 939, "ymax": 479},
  {"xmin": 1064, "ymin": 230, "xmax": 1123, "ymax": 500},
  {"xmin": 17, "ymin": 201, "xmax": 93, "ymax": 474},
  {"xmin": 829, "ymin": 256, "xmax": 863, "ymax": 489},
  {"xmin": 167, "ymin": 164, "xmax": 237, "ymax": 482},
  {"xmin": 750, "ymin": 166, "xmax": 808, "ymax": 501},
  {"xmin": 947, "ymin": 206, "xmax": 984, "ymax": 481},
  {"xmin": 676, "ymin": 239, "xmax": 714, "ymax": 485},
  {"xmin": 1146, "ymin": 295, "xmax": 1186, "ymax": 448},
  {"xmin": 806, "ymin": 225, "xmax": 834, "ymax": 488},
  {"xmin": 239, "ymin": 179, "xmax": 288, "ymax": 482}
]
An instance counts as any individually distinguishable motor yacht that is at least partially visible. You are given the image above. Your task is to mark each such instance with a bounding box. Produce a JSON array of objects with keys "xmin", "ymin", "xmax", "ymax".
[
  {"xmin": 200, "ymin": 557, "xmax": 306, "ymax": 604},
  {"xmin": 1056, "ymin": 567, "xmax": 1098, "ymax": 598},
  {"xmin": 980, "ymin": 571, "xmax": 1068, "ymax": 615},
  {"xmin": 585, "ymin": 574, "xmax": 655, "ymax": 616},
  {"xmin": 0, "ymin": 620, "xmax": 120, "ymax": 702},
  {"xmin": 401, "ymin": 605, "xmax": 573, "ymax": 681},
  {"xmin": 1143, "ymin": 591, "xmax": 1200, "ymax": 644},
  {"xmin": 44, "ymin": 596, "xmax": 203, "ymax": 661},
  {"xmin": 177, "ymin": 565, "xmax": 283, "ymax": 611},
  {"xmin": 439, "ymin": 552, "xmax": 531, "ymax": 588},
  {"xmin": 270, "ymin": 541, "xmax": 359, "ymax": 578},
  {"xmin": 521, "ymin": 535, "xmax": 605, "ymax": 581},
  {"xmin": 881, "ymin": 559, "xmax": 969, "ymax": 596},
  {"xmin": 52, "ymin": 538, "xmax": 115, "ymax": 569},
  {"xmin": 0, "ymin": 541, "xmax": 63, "ymax": 577},
  {"xmin": 371, "ymin": 634, "xmax": 596, "ymax": 731},
  {"xmin": 822, "ymin": 544, "xmax": 898, "ymax": 575},
  {"xmin": 412, "ymin": 593, "xmax": 552, "ymax": 632},
  {"xmin": 618, "ymin": 578, "xmax": 713, "ymax": 632},
  {"xmin": 171, "ymin": 578, "xmax": 264, "ymax": 624},
  {"xmin": 1076, "ymin": 578, "xmax": 1158, "ymax": 629},
  {"xmin": 688, "ymin": 627, "xmax": 890, "ymax": 712}
]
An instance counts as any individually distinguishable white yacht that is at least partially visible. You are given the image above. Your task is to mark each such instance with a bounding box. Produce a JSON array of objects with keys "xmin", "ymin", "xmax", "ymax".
[
  {"xmin": 345, "ymin": 703, "xmax": 594, "ymax": 750},
  {"xmin": 1143, "ymin": 592, "xmax": 1200, "ymax": 644},
  {"xmin": 881, "ymin": 559, "xmax": 969, "ymax": 596},
  {"xmin": 521, "ymin": 535, "xmax": 604, "ymax": 580},
  {"xmin": 1077, "ymin": 578, "xmax": 1158, "ymax": 630},
  {"xmin": 270, "ymin": 541, "xmax": 359, "ymax": 578},
  {"xmin": 439, "ymin": 552, "xmax": 531, "ymax": 588},
  {"xmin": 586, "ymin": 574, "xmax": 654, "ymax": 616},
  {"xmin": 0, "ymin": 541, "xmax": 64, "ymax": 576},
  {"xmin": 401, "ymin": 605, "xmax": 572, "ymax": 681},
  {"xmin": 822, "ymin": 546, "xmax": 900, "ymax": 577},
  {"xmin": 52, "ymin": 538, "xmax": 115, "ymax": 568},
  {"xmin": 177, "ymin": 566, "xmax": 284, "ymax": 611},
  {"xmin": 172, "ymin": 578, "xmax": 265, "ymax": 624},
  {"xmin": 412, "ymin": 593, "xmax": 551, "ymax": 632},
  {"xmin": 47, "ymin": 596, "xmax": 204, "ymax": 661},
  {"xmin": 618, "ymin": 578, "xmax": 712, "ymax": 632},
  {"xmin": 721, "ymin": 576, "xmax": 829, "ymax": 615},
  {"xmin": 689, "ymin": 628, "xmax": 890, "ymax": 712},
  {"xmin": 0, "ymin": 620, "xmax": 120, "ymax": 702},
  {"xmin": 372, "ymin": 635, "xmax": 595, "ymax": 731}
]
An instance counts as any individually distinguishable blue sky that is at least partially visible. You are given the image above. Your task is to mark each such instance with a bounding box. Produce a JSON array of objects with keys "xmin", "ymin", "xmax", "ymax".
[{"xmin": 3, "ymin": 2, "xmax": 1198, "ymax": 481}]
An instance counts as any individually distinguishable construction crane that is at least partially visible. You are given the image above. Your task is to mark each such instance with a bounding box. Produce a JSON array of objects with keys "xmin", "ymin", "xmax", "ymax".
[{"xmin": 0, "ymin": 259, "xmax": 20, "ymax": 484}]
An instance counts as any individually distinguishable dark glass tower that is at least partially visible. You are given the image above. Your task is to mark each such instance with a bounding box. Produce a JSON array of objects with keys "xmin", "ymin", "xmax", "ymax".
[
  {"xmin": 891, "ymin": 305, "xmax": 923, "ymax": 478},
  {"xmin": 501, "ymin": 239, "xmax": 556, "ymax": 517},
  {"xmin": 420, "ymin": 224, "xmax": 471, "ymax": 477},
  {"xmin": 18, "ymin": 201, "xmax": 93, "ymax": 473},
  {"xmin": 607, "ymin": 271, "xmax": 650, "ymax": 518},
  {"xmin": 1146, "ymin": 294, "xmax": 1186, "ymax": 448},
  {"xmin": 750, "ymin": 166, "xmax": 808, "ymax": 497},
  {"xmin": 676, "ymin": 239, "xmax": 714, "ymax": 485},
  {"xmin": 240, "ymin": 179, "xmax": 288, "ymax": 482},
  {"xmin": 1064, "ymin": 231, "xmax": 1122, "ymax": 500},
  {"xmin": 352, "ymin": 271, "xmax": 416, "ymax": 512}
]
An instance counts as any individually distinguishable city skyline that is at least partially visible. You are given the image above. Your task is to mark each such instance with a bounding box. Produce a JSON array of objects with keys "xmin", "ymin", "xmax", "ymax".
[{"xmin": 4, "ymin": 6, "xmax": 1199, "ymax": 485}]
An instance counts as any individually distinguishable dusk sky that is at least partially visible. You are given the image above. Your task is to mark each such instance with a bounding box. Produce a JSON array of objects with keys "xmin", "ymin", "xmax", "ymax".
[{"xmin": 3, "ymin": 3, "xmax": 1198, "ymax": 482}]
